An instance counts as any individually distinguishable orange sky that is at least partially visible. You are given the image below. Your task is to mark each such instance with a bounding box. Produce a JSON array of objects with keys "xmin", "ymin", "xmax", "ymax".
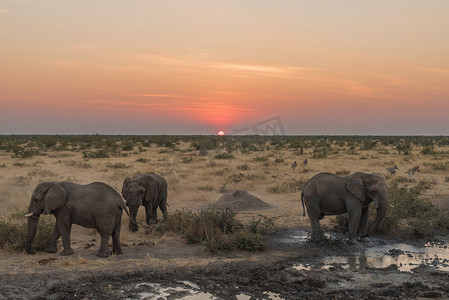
[{"xmin": 1, "ymin": 1, "xmax": 448, "ymax": 134}]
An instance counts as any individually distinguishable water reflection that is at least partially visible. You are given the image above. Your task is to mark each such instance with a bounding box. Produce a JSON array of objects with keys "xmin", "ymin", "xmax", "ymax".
[{"xmin": 294, "ymin": 241, "xmax": 449, "ymax": 272}]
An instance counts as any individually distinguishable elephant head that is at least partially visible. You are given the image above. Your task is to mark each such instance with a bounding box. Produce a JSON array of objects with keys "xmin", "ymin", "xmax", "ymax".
[
  {"xmin": 25, "ymin": 182, "xmax": 67, "ymax": 254},
  {"xmin": 122, "ymin": 177, "xmax": 145, "ymax": 231},
  {"xmin": 346, "ymin": 172, "xmax": 389, "ymax": 234}
]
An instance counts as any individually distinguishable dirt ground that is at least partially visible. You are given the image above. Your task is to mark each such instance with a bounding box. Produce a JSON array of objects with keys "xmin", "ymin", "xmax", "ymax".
[
  {"xmin": 1, "ymin": 227, "xmax": 449, "ymax": 299},
  {"xmin": 1, "ymin": 139, "xmax": 449, "ymax": 299}
]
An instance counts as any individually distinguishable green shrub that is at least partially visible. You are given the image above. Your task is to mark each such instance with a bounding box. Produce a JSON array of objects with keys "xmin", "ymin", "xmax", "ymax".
[
  {"xmin": 313, "ymin": 147, "xmax": 329, "ymax": 158},
  {"xmin": 231, "ymin": 232, "xmax": 267, "ymax": 251},
  {"xmin": 13, "ymin": 148, "xmax": 40, "ymax": 158},
  {"xmin": 150, "ymin": 209, "xmax": 271, "ymax": 252},
  {"xmin": 248, "ymin": 214, "xmax": 277, "ymax": 235},
  {"xmin": 396, "ymin": 141, "xmax": 412, "ymax": 155},
  {"xmin": 379, "ymin": 182, "xmax": 449, "ymax": 235},
  {"xmin": 0, "ymin": 210, "xmax": 55, "ymax": 252}
]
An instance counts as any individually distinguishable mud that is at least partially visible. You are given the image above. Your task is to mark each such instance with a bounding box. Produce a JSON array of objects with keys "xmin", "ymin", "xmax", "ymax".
[{"xmin": 1, "ymin": 229, "xmax": 449, "ymax": 299}]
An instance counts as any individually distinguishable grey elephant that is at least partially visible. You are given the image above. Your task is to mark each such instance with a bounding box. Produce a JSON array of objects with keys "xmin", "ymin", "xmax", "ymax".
[
  {"xmin": 301, "ymin": 172, "xmax": 389, "ymax": 240},
  {"xmin": 25, "ymin": 181, "xmax": 131, "ymax": 258},
  {"xmin": 121, "ymin": 173, "xmax": 168, "ymax": 231}
]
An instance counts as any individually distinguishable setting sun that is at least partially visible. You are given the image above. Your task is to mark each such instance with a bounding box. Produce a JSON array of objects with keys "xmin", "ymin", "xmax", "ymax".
[{"xmin": 217, "ymin": 130, "xmax": 225, "ymax": 136}]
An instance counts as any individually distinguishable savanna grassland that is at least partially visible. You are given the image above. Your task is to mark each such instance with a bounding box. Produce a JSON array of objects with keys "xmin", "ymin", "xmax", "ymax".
[{"xmin": 1, "ymin": 135, "xmax": 449, "ymax": 299}]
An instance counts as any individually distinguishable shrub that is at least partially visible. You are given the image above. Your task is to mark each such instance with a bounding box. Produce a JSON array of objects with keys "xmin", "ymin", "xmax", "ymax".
[
  {"xmin": 379, "ymin": 182, "xmax": 449, "ymax": 235},
  {"xmin": 82, "ymin": 149, "xmax": 110, "ymax": 158},
  {"xmin": 313, "ymin": 147, "xmax": 329, "ymax": 158},
  {"xmin": 136, "ymin": 158, "xmax": 150, "ymax": 163},
  {"xmin": 396, "ymin": 141, "xmax": 412, "ymax": 155},
  {"xmin": 0, "ymin": 210, "xmax": 55, "ymax": 252},
  {"xmin": 253, "ymin": 156, "xmax": 269, "ymax": 162},
  {"xmin": 236, "ymin": 163, "xmax": 251, "ymax": 170},
  {"xmin": 231, "ymin": 232, "xmax": 267, "ymax": 251},
  {"xmin": 214, "ymin": 152, "xmax": 235, "ymax": 159},
  {"xmin": 150, "ymin": 209, "xmax": 271, "ymax": 252},
  {"xmin": 181, "ymin": 157, "xmax": 193, "ymax": 163},
  {"xmin": 13, "ymin": 148, "xmax": 40, "ymax": 158}
]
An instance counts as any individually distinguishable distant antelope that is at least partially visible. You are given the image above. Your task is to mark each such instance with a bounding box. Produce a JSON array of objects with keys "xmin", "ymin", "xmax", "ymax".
[
  {"xmin": 291, "ymin": 161, "xmax": 297, "ymax": 172},
  {"xmin": 386, "ymin": 165, "xmax": 398, "ymax": 175},
  {"xmin": 406, "ymin": 166, "xmax": 420, "ymax": 176},
  {"xmin": 303, "ymin": 159, "xmax": 308, "ymax": 167}
]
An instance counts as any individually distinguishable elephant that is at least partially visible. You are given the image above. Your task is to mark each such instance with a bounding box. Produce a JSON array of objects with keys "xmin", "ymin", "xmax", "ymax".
[
  {"xmin": 301, "ymin": 172, "xmax": 389, "ymax": 240},
  {"xmin": 121, "ymin": 172, "xmax": 168, "ymax": 231},
  {"xmin": 25, "ymin": 181, "xmax": 132, "ymax": 258}
]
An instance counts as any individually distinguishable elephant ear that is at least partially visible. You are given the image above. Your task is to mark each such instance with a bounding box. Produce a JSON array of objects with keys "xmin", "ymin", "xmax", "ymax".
[
  {"xmin": 144, "ymin": 182, "xmax": 157, "ymax": 204},
  {"xmin": 121, "ymin": 177, "xmax": 131, "ymax": 200},
  {"xmin": 345, "ymin": 174, "xmax": 365, "ymax": 203},
  {"xmin": 43, "ymin": 183, "xmax": 67, "ymax": 215}
]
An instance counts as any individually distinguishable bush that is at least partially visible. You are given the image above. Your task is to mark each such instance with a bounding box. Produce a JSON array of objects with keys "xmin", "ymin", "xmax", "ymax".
[
  {"xmin": 214, "ymin": 152, "xmax": 235, "ymax": 159},
  {"xmin": 82, "ymin": 149, "xmax": 110, "ymax": 158},
  {"xmin": 379, "ymin": 182, "xmax": 449, "ymax": 235},
  {"xmin": 150, "ymin": 209, "xmax": 271, "ymax": 252},
  {"xmin": 0, "ymin": 210, "xmax": 55, "ymax": 252}
]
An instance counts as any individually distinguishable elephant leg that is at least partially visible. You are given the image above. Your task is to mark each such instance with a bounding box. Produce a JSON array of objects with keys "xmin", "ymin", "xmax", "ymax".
[
  {"xmin": 348, "ymin": 209, "xmax": 362, "ymax": 240},
  {"xmin": 152, "ymin": 206, "xmax": 158, "ymax": 222},
  {"xmin": 310, "ymin": 217, "xmax": 324, "ymax": 240},
  {"xmin": 358, "ymin": 206, "xmax": 370, "ymax": 237},
  {"xmin": 145, "ymin": 204, "xmax": 153, "ymax": 225},
  {"xmin": 97, "ymin": 231, "xmax": 112, "ymax": 258},
  {"xmin": 160, "ymin": 201, "xmax": 168, "ymax": 219},
  {"xmin": 112, "ymin": 223, "xmax": 123, "ymax": 255},
  {"xmin": 57, "ymin": 219, "xmax": 74, "ymax": 256},
  {"xmin": 305, "ymin": 197, "xmax": 324, "ymax": 240},
  {"xmin": 45, "ymin": 224, "xmax": 60, "ymax": 253}
]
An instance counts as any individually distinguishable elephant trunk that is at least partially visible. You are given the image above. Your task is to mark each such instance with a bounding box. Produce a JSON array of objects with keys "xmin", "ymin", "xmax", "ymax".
[
  {"xmin": 129, "ymin": 206, "xmax": 139, "ymax": 231},
  {"xmin": 369, "ymin": 199, "xmax": 388, "ymax": 233},
  {"xmin": 25, "ymin": 214, "xmax": 40, "ymax": 254}
]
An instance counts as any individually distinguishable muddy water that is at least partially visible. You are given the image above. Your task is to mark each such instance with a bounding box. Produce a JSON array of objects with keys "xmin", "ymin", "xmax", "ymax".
[
  {"xmin": 290, "ymin": 231, "xmax": 449, "ymax": 272},
  {"xmin": 127, "ymin": 231, "xmax": 448, "ymax": 299},
  {"xmin": 128, "ymin": 281, "xmax": 283, "ymax": 300}
]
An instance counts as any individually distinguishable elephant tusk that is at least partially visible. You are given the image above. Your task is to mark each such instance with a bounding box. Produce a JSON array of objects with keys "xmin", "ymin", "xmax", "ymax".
[
  {"xmin": 24, "ymin": 213, "xmax": 34, "ymax": 217},
  {"xmin": 389, "ymin": 203, "xmax": 395, "ymax": 208}
]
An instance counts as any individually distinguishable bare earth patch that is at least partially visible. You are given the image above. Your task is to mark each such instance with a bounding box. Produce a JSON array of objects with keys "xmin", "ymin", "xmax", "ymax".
[{"xmin": 211, "ymin": 190, "xmax": 271, "ymax": 211}]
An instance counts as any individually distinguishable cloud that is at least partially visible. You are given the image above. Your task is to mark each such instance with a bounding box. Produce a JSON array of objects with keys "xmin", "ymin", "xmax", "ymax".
[{"xmin": 129, "ymin": 52, "xmax": 305, "ymax": 78}]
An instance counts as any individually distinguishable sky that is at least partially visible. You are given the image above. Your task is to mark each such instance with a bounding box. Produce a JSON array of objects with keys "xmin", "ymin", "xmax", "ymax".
[{"xmin": 1, "ymin": 1, "xmax": 448, "ymax": 135}]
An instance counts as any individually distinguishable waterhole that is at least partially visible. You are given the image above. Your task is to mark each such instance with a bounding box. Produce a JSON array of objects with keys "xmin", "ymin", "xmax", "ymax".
[{"xmin": 289, "ymin": 231, "xmax": 449, "ymax": 272}]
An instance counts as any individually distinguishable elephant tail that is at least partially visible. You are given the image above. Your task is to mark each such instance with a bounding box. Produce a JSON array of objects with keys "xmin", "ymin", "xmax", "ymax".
[
  {"xmin": 301, "ymin": 191, "xmax": 305, "ymax": 217},
  {"xmin": 123, "ymin": 204, "xmax": 137, "ymax": 226}
]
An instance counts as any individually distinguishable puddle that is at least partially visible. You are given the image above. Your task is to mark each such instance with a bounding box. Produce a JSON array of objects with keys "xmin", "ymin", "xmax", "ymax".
[
  {"xmin": 129, "ymin": 282, "xmax": 285, "ymax": 300},
  {"xmin": 128, "ymin": 281, "xmax": 216, "ymax": 300},
  {"xmin": 294, "ymin": 241, "xmax": 449, "ymax": 273}
]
